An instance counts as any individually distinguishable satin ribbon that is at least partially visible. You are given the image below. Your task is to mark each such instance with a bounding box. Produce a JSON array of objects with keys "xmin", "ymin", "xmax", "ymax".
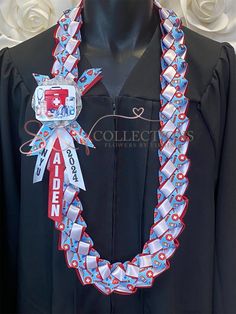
[
  {"xmin": 29, "ymin": 120, "xmax": 94, "ymax": 190},
  {"xmin": 33, "ymin": 68, "xmax": 103, "ymax": 96}
]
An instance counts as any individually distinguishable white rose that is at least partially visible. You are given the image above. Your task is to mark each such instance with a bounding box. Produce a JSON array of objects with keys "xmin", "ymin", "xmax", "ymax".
[
  {"xmin": 159, "ymin": 0, "xmax": 229, "ymax": 33},
  {"xmin": 180, "ymin": 0, "xmax": 229, "ymax": 33},
  {"xmin": 0, "ymin": 0, "xmax": 77, "ymax": 49},
  {"xmin": 159, "ymin": 0, "xmax": 235, "ymax": 50}
]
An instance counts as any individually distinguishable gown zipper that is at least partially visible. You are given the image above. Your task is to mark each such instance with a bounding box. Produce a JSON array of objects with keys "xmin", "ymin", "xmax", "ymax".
[
  {"xmin": 110, "ymin": 98, "xmax": 117, "ymax": 314},
  {"xmin": 112, "ymin": 98, "xmax": 117, "ymax": 264}
]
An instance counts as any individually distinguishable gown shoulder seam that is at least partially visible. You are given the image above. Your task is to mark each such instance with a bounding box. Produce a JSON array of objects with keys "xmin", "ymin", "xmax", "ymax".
[{"xmin": 199, "ymin": 42, "xmax": 233, "ymax": 104}]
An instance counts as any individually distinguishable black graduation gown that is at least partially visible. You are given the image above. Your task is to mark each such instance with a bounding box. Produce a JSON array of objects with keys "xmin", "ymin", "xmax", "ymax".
[{"xmin": 0, "ymin": 20, "xmax": 236, "ymax": 314}]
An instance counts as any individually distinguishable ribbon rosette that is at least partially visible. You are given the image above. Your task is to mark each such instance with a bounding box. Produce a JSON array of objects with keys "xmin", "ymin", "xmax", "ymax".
[{"xmin": 28, "ymin": 69, "xmax": 102, "ymax": 223}]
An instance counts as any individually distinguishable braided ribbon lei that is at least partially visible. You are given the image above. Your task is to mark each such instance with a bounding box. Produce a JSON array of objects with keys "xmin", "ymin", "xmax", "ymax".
[{"xmin": 28, "ymin": 0, "xmax": 190, "ymax": 295}]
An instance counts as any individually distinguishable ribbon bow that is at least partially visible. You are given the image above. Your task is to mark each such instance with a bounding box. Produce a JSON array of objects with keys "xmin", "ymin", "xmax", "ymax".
[{"xmin": 27, "ymin": 68, "xmax": 102, "ymax": 222}]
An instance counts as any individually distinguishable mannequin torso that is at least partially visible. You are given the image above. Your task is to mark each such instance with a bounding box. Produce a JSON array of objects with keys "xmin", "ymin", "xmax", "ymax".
[
  {"xmin": 1, "ymin": 0, "xmax": 236, "ymax": 312},
  {"xmin": 81, "ymin": 0, "xmax": 160, "ymax": 99}
]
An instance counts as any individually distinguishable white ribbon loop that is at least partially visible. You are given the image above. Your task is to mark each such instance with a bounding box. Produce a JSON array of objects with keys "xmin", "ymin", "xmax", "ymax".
[
  {"xmin": 57, "ymin": 128, "xmax": 86, "ymax": 190},
  {"xmin": 33, "ymin": 133, "xmax": 57, "ymax": 183}
]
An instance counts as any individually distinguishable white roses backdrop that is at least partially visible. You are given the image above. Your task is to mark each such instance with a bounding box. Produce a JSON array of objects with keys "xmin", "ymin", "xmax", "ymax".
[
  {"xmin": 0, "ymin": 0, "xmax": 235, "ymax": 51},
  {"xmin": 0, "ymin": 0, "xmax": 76, "ymax": 48}
]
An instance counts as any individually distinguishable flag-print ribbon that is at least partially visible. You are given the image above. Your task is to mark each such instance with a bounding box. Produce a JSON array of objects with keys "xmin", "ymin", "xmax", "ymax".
[{"xmin": 26, "ymin": 0, "xmax": 190, "ymax": 295}]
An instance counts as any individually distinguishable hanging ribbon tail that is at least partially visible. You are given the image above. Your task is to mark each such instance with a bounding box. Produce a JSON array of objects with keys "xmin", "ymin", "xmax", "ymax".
[
  {"xmin": 28, "ymin": 124, "xmax": 55, "ymax": 156},
  {"xmin": 33, "ymin": 73, "xmax": 50, "ymax": 86},
  {"xmin": 66, "ymin": 121, "xmax": 95, "ymax": 148},
  {"xmin": 57, "ymin": 128, "xmax": 86, "ymax": 191},
  {"xmin": 48, "ymin": 138, "xmax": 65, "ymax": 223},
  {"xmin": 33, "ymin": 132, "xmax": 57, "ymax": 183},
  {"xmin": 78, "ymin": 68, "xmax": 103, "ymax": 96}
]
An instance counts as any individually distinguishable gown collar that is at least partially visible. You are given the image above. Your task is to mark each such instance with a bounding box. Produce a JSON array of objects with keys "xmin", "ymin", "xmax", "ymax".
[{"xmin": 77, "ymin": 14, "xmax": 161, "ymax": 102}]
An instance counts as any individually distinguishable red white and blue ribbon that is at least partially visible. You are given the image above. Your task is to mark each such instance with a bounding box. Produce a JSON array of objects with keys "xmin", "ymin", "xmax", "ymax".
[{"xmin": 26, "ymin": 0, "xmax": 190, "ymax": 295}]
